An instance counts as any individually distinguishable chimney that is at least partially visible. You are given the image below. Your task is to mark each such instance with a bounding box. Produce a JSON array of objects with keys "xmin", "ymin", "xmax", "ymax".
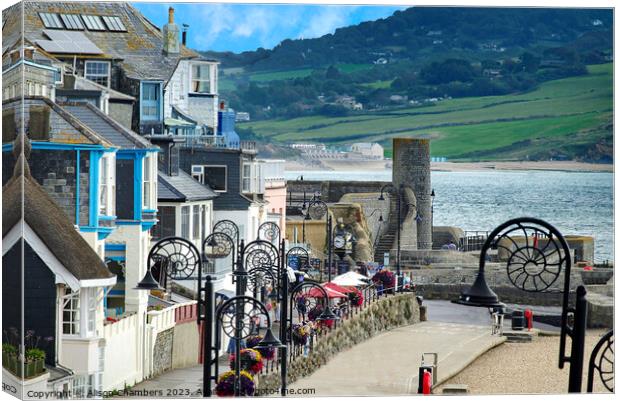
[
  {"xmin": 23, "ymin": 47, "xmax": 35, "ymax": 61},
  {"xmin": 162, "ymin": 7, "xmax": 180, "ymax": 55},
  {"xmin": 182, "ymin": 24, "xmax": 189, "ymax": 46},
  {"xmin": 9, "ymin": 50, "xmax": 19, "ymax": 64}
]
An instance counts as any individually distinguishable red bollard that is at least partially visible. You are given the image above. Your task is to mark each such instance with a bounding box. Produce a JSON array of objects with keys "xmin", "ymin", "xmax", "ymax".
[
  {"xmin": 524, "ymin": 308, "xmax": 533, "ymax": 331},
  {"xmin": 422, "ymin": 371, "xmax": 432, "ymax": 395}
]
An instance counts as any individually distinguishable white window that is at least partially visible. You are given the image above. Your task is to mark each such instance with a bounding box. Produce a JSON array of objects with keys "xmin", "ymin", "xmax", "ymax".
[
  {"xmin": 142, "ymin": 154, "xmax": 155, "ymax": 209},
  {"xmin": 99, "ymin": 154, "xmax": 115, "ymax": 216},
  {"xmin": 73, "ymin": 374, "xmax": 94, "ymax": 399},
  {"xmin": 62, "ymin": 288, "xmax": 80, "ymax": 335},
  {"xmin": 190, "ymin": 64, "xmax": 212, "ymax": 94},
  {"xmin": 41, "ymin": 85, "xmax": 47, "ymax": 97},
  {"xmin": 84, "ymin": 60, "xmax": 110, "ymax": 87},
  {"xmin": 87, "ymin": 288, "xmax": 97, "ymax": 333},
  {"xmin": 181, "ymin": 206, "xmax": 190, "ymax": 238},
  {"xmin": 242, "ymin": 164, "xmax": 251, "ymax": 193},
  {"xmin": 192, "ymin": 205, "xmax": 200, "ymax": 240}
]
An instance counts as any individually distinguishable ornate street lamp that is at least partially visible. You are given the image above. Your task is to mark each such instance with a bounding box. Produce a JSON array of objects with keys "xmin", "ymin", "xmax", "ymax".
[
  {"xmin": 301, "ymin": 199, "xmax": 332, "ymax": 281},
  {"xmin": 453, "ymin": 217, "xmax": 606, "ymax": 393},
  {"xmin": 258, "ymin": 221, "xmax": 281, "ymax": 245},
  {"xmin": 287, "ymin": 281, "xmax": 340, "ymax": 342}
]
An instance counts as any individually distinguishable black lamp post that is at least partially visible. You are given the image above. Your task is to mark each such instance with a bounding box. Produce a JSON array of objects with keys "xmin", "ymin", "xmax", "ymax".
[
  {"xmin": 430, "ymin": 189, "xmax": 435, "ymax": 247},
  {"xmin": 287, "ymin": 281, "xmax": 340, "ymax": 343},
  {"xmin": 453, "ymin": 217, "xmax": 589, "ymax": 393}
]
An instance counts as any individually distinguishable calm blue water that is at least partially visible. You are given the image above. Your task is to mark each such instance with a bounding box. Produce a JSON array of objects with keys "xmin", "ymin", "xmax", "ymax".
[{"xmin": 286, "ymin": 170, "xmax": 614, "ymax": 262}]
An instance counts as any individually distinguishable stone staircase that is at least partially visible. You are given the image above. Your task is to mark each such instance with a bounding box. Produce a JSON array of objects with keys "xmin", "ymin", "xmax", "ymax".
[{"xmin": 374, "ymin": 196, "xmax": 398, "ymax": 263}]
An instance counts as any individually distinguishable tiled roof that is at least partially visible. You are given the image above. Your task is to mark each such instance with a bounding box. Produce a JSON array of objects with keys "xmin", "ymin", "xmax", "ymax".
[
  {"xmin": 158, "ymin": 170, "xmax": 218, "ymax": 202},
  {"xmin": 2, "ymin": 134, "xmax": 116, "ymax": 281},
  {"xmin": 4, "ymin": 1, "xmax": 199, "ymax": 81},
  {"xmin": 62, "ymin": 103, "xmax": 154, "ymax": 149}
]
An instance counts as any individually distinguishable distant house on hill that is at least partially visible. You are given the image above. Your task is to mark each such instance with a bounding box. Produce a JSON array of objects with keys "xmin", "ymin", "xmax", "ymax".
[{"xmin": 349, "ymin": 142, "xmax": 384, "ymax": 159}]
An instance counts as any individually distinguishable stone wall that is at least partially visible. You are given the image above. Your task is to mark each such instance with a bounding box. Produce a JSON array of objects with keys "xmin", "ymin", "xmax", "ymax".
[
  {"xmin": 339, "ymin": 193, "xmax": 391, "ymax": 247},
  {"xmin": 152, "ymin": 328, "xmax": 174, "ymax": 376},
  {"xmin": 410, "ymin": 266, "xmax": 584, "ymax": 306},
  {"xmin": 256, "ymin": 293, "xmax": 420, "ymax": 391},
  {"xmin": 288, "ymin": 180, "xmax": 386, "ymax": 203}
]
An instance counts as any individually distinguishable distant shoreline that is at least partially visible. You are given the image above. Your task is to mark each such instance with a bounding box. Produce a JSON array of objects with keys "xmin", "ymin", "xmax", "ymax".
[{"xmin": 285, "ymin": 159, "xmax": 613, "ymax": 173}]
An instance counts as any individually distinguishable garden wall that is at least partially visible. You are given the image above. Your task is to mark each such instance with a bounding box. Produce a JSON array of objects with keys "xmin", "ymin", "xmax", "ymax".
[{"xmin": 257, "ymin": 293, "xmax": 420, "ymax": 391}]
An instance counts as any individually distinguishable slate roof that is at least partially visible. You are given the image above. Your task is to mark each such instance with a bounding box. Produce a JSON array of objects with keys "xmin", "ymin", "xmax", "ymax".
[
  {"xmin": 3, "ymin": 1, "xmax": 199, "ymax": 81},
  {"xmin": 2, "ymin": 134, "xmax": 115, "ymax": 281},
  {"xmin": 62, "ymin": 74, "xmax": 135, "ymax": 101},
  {"xmin": 62, "ymin": 103, "xmax": 154, "ymax": 149},
  {"xmin": 3, "ymin": 97, "xmax": 114, "ymax": 147},
  {"xmin": 158, "ymin": 170, "xmax": 218, "ymax": 202}
]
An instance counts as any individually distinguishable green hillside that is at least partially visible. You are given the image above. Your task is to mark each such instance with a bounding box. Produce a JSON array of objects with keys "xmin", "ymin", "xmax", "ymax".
[{"xmin": 240, "ymin": 64, "xmax": 613, "ymax": 162}]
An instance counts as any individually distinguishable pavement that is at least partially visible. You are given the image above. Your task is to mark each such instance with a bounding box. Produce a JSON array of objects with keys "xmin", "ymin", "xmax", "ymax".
[
  {"xmin": 130, "ymin": 300, "xmax": 513, "ymax": 396},
  {"xmin": 289, "ymin": 321, "xmax": 505, "ymax": 396}
]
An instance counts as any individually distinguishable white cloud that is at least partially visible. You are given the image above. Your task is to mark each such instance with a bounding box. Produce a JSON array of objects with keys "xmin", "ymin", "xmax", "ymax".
[{"xmin": 298, "ymin": 6, "xmax": 358, "ymax": 39}]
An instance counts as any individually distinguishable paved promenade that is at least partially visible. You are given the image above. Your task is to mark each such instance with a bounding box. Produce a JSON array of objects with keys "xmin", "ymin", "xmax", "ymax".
[{"xmin": 289, "ymin": 321, "xmax": 505, "ymax": 396}]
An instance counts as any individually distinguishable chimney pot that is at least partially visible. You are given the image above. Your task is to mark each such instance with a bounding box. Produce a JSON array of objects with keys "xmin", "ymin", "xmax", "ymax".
[{"xmin": 168, "ymin": 7, "xmax": 174, "ymax": 24}]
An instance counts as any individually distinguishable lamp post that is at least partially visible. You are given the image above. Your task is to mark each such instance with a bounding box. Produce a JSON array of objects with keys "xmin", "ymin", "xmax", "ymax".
[
  {"xmin": 378, "ymin": 183, "xmax": 414, "ymax": 279},
  {"xmin": 453, "ymin": 217, "xmax": 590, "ymax": 393},
  {"xmin": 139, "ymin": 219, "xmax": 287, "ymax": 398},
  {"xmin": 368, "ymin": 208, "xmax": 384, "ymax": 257},
  {"xmin": 430, "ymin": 189, "xmax": 435, "ymax": 248},
  {"xmin": 301, "ymin": 199, "xmax": 331, "ymax": 281},
  {"xmin": 287, "ymin": 281, "xmax": 340, "ymax": 343}
]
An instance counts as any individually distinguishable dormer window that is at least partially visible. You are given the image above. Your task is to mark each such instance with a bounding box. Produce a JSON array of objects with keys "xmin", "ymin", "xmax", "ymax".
[
  {"xmin": 84, "ymin": 60, "xmax": 110, "ymax": 87},
  {"xmin": 190, "ymin": 64, "xmax": 213, "ymax": 94}
]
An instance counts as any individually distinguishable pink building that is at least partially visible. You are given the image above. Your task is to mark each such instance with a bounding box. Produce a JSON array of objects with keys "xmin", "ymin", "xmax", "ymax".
[{"xmin": 260, "ymin": 159, "xmax": 287, "ymax": 236}]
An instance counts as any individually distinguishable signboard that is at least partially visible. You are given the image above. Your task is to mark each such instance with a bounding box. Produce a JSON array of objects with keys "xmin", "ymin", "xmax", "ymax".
[{"xmin": 383, "ymin": 252, "xmax": 390, "ymax": 267}]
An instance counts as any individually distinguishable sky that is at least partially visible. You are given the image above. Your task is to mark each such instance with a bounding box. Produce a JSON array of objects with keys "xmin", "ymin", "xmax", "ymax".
[{"xmin": 132, "ymin": 2, "xmax": 407, "ymax": 53}]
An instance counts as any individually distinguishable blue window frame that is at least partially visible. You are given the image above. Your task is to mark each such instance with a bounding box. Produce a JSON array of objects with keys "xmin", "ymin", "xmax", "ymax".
[{"xmin": 140, "ymin": 81, "xmax": 162, "ymax": 122}]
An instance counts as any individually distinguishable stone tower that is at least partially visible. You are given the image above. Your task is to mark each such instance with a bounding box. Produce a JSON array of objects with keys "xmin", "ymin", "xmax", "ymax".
[{"xmin": 392, "ymin": 138, "xmax": 432, "ymax": 249}]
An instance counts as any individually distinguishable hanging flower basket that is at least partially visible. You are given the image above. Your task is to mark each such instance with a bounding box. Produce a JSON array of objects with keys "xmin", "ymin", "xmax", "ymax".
[
  {"xmin": 291, "ymin": 323, "xmax": 310, "ymax": 345},
  {"xmin": 215, "ymin": 370, "xmax": 256, "ymax": 397},
  {"xmin": 229, "ymin": 348, "xmax": 263, "ymax": 375},
  {"xmin": 372, "ymin": 270, "xmax": 396, "ymax": 293},
  {"xmin": 246, "ymin": 335, "xmax": 275, "ymax": 360}
]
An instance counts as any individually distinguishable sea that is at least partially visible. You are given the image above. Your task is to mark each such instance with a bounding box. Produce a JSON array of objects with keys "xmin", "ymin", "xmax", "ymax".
[{"xmin": 285, "ymin": 169, "xmax": 614, "ymax": 263}]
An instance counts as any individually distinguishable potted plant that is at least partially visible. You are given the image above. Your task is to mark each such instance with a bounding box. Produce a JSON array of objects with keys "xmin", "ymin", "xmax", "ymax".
[
  {"xmin": 215, "ymin": 370, "xmax": 256, "ymax": 396},
  {"xmin": 25, "ymin": 348, "xmax": 46, "ymax": 377},
  {"xmin": 246, "ymin": 335, "xmax": 275, "ymax": 360},
  {"xmin": 372, "ymin": 270, "xmax": 396, "ymax": 294},
  {"xmin": 3, "ymin": 343, "xmax": 16, "ymax": 367},
  {"xmin": 229, "ymin": 348, "xmax": 263, "ymax": 375},
  {"xmin": 291, "ymin": 323, "xmax": 310, "ymax": 345}
]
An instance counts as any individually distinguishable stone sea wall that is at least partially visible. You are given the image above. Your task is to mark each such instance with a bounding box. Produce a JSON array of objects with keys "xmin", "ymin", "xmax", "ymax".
[{"xmin": 257, "ymin": 293, "xmax": 420, "ymax": 391}]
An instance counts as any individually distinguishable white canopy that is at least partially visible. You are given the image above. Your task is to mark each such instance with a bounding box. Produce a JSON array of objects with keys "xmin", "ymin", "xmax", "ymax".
[{"xmin": 331, "ymin": 271, "xmax": 371, "ymax": 287}]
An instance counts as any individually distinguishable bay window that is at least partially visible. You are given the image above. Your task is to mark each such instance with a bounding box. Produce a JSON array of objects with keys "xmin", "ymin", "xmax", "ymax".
[
  {"xmin": 143, "ymin": 154, "xmax": 155, "ymax": 210},
  {"xmin": 181, "ymin": 206, "xmax": 190, "ymax": 238},
  {"xmin": 242, "ymin": 164, "xmax": 251, "ymax": 193},
  {"xmin": 190, "ymin": 63, "xmax": 213, "ymax": 94},
  {"xmin": 99, "ymin": 154, "xmax": 115, "ymax": 216},
  {"xmin": 192, "ymin": 205, "xmax": 200, "ymax": 240},
  {"xmin": 62, "ymin": 288, "xmax": 80, "ymax": 335}
]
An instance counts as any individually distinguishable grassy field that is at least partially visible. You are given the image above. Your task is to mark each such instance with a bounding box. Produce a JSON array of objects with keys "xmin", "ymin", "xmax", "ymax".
[{"xmin": 241, "ymin": 64, "xmax": 613, "ymax": 160}]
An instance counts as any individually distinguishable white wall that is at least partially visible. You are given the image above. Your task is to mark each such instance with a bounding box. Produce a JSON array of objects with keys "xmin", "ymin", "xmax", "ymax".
[
  {"xmin": 102, "ymin": 313, "xmax": 142, "ymax": 391},
  {"xmin": 164, "ymin": 59, "xmax": 219, "ymax": 130}
]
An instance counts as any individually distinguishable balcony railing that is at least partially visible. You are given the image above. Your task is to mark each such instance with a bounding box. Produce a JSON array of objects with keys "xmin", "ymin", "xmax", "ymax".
[{"xmin": 177, "ymin": 135, "xmax": 257, "ymax": 152}]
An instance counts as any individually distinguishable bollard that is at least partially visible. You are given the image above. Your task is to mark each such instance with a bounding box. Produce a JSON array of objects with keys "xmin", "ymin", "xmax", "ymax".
[
  {"xmin": 422, "ymin": 371, "xmax": 432, "ymax": 395},
  {"xmin": 524, "ymin": 309, "xmax": 533, "ymax": 331},
  {"xmin": 511, "ymin": 310, "xmax": 525, "ymax": 330},
  {"xmin": 418, "ymin": 352, "xmax": 438, "ymax": 393},
  {"xmin": 418, "ymin": 366, "xmax": 433, "ymax": 394}
]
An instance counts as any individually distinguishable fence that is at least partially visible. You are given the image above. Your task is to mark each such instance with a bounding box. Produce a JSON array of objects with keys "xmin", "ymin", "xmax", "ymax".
[{"xmin": 257, "ymin": 280, "xmax": 408, "ymax": 377}]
